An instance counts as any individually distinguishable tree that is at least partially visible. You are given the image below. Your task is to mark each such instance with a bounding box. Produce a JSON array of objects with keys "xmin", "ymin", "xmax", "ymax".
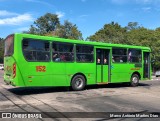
[
  {"xmin": 87, "ymin": 22, "xmax": 126, "ymax": 43},
  {"xmin": 125, "ymin": 22, "xmax": 141, "ymax": 31},
  {"xmin": 0, "ymin": 38, "xmax": 3, "ymax": 41},
  {"xmin": 27, "ymin": 13, "xmax": 60, "ymax": 35},
  {"xmin": 26, "ymin": 13, "xmax": 83, "ymax": 40},
  {"xmin": 53, "ymin": 20, "xmax": 83, "ymax": 40},
  {"xmin": 87, "ymin": 21, "xmax": 160, "ymax": 71}
]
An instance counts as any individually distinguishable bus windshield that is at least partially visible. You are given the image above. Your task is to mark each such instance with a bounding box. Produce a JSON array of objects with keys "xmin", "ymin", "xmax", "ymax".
[{"xmin": 4, "ymin": 34, "xmax": 14, "ymax": 56}]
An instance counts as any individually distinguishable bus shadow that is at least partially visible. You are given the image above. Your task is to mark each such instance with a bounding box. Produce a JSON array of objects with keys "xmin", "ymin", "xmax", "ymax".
[
  {"xmin": 8, "ymin": 82, "xmax": 151, "ymax": 96},
  {"xmin": 138, "ymin": 83, "xmax": 151, "ymax": 87},
  {"xmin": 8, "ymin": 87, "xmax": 70, "ymax": 96},
  {"xmin": 86, "ymin": 82, "xmax": 151, "ymax": 90}
]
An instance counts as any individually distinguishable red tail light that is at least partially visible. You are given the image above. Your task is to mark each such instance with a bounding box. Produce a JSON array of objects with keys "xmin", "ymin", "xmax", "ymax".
[{"xmin": 13, "ymin": 63, "xmax": 16, "ymax": 78}]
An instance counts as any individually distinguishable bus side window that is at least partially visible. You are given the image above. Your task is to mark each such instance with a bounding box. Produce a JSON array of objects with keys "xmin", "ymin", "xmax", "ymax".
[
  {"xmin": 112, "ymin": 56, "xmax": 115, "ymax": 62},
  {"xmin": 53, "ymin": 53, "xmax": 60, "ymax": 61},
  {"xmin": 22, "ymin": 39, "xmax": 50, "ymax": 62},
  {"xmin": 65, "ymin": 53, "xmax": 74, "ymax": 61},
  {"xmin": 128, "ymin": 49, "xmax": 141, "ymax": 63},
  {"xmin": 97, "ymin": 58, "xmax": 101, "ymax": 63},
  {"xmin": 112, "ymin": 48, "xmax": 127, "ymax": 63},
  {"xmin": 52, "ymin": 42, "xmax": 74, "ymax": 62},
  {"xmin": 128, "ymin": 51, "xmax": 132, "ymax": 62},
  {"xmin": 76, "ymin": 45, "xmax": 94, "ymax": 63},
  {"xmin": 24, "ymin": 51, "xmax": 36, "ymax": 61},
  {"xmin": 60, "ymin": 54, "xmax": 66, "ymax": 61}
]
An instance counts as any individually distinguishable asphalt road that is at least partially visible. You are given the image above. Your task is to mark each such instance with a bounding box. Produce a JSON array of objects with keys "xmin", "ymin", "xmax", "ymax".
[{"xmin": 0, "ymin": 70, "xmax": 160, "ymax": 121}]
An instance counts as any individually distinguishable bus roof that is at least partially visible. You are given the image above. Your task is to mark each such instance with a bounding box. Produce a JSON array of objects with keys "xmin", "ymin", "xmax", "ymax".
[{"xmin": 13, "ymin": 33, "xmax": 151, "ymax": 51}]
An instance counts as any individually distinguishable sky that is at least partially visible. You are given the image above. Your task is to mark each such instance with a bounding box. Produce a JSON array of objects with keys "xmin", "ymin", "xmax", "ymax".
[{"xmin": 0, "ymin": 0, "xmax": 160, "ymax": 39}]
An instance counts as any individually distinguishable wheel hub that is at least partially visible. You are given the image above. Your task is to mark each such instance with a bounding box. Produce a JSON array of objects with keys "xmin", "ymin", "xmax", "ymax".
[
  {"xmin": 75, "ymin": 78, "xmax": 83, "ymax": 88},
  {"xmin": 132, "ymin": 77, "xmax": 138, "ymax": 83}
]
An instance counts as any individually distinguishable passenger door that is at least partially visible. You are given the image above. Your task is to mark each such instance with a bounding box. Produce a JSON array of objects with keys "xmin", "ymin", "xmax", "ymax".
[
  {"xmin": 96, "ymin": 49, "xmax": 110, "ymax": 83},
  {"xmin": 143, "ymin": 52, "xmax": 150, "ymax": 78}
]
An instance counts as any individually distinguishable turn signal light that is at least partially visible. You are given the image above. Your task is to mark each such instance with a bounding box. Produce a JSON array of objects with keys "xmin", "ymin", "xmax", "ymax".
[{"xmin": 13, "ymin": 63, "xmax": 16, "ymax": 78}]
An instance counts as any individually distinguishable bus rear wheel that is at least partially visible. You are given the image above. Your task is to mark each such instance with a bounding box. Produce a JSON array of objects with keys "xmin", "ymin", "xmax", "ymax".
[
  {"xmin": 71, "ymin": 75, "xmax": 86, "ymax": 91},
  {"xmin": 130, "ymin": 74, "xmax": 139, "ymax": 87}
]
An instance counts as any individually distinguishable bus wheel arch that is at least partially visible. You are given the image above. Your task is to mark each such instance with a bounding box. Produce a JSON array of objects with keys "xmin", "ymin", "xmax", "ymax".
[
  {"xmin": 71, "ymin": 73, "xmax": 87, "ymax": 91},
  {"xmin": 130, "ymin": 72, "xmax": 140, "ymax": 87}
]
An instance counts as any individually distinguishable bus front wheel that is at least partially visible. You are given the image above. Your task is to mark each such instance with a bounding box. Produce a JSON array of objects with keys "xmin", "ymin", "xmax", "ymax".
[
  {"xmin": 71, "ymin": 75, "xmax": 86, "ymax": 91},
  {"xmin": 130, "ymin": 74, "xmax": 139, "ymax": 87}
]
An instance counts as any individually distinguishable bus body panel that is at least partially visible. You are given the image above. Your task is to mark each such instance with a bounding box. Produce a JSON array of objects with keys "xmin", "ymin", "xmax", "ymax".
[
  {"xmin": 111, "ymin": 63, "xmax": 143, "ymax": 83},
  {"xmin": 111, "ymin": 63, "xmax": 131, "ymax": 83},
  {"xmin": 51, "ymin": 63, "xmax": 67, "ymax": 86},
  {"xmin": 66, "ymin": 63, "xmax": 96, "ymax": 85},
  {"xmin": 15, "ymin": 34, "xmax": 53, "ymax": 86},
  {"xmin": 4, "ymin": 54, "xmax": 25, "ymax": 86},
  {"xmin": 4, "ymin": 33, "xmax": 151, "ymax": 88},
  {"xmin": 4, "ymin": 56, "xmax": 15, "ymax": 84},
  {"xmin": 19, "ymin": 62, "xmax": 52, "ymax": 86}
]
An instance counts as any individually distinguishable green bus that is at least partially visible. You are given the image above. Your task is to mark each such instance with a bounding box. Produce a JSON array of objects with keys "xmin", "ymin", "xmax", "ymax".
[{"xmin": 4, "ymin": 33, "xmax": 151, "ymax": 91}]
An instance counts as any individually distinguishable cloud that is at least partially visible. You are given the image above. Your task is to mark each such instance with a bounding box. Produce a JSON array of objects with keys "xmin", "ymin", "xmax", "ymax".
[
  {"xmin": 0, "ymin": 10, "xmax": 18, "ymax": 16},
  {"xmin": 77, "ymin": 14, "xmax": 89, "ymax": 23},
  {"xmin": 15, "ymin": 27, "xmax": 29, "ymax": 31},
  {"xmin": 0, "ymin": 14, "xmax": 33, "ymax": 25},
  {"xmin": 142, "ymin": 7, "xmax": 151, "ymax": 11},
  {"xmin": 56, "ymin": 11, "xmax": 65, "ymax": 18}
]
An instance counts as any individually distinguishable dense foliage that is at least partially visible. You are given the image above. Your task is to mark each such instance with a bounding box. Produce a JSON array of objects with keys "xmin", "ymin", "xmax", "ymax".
[
  {"xmin": 87, "ymin": 22, "xmax": 160, "ymax": 71},
  {"xmin": 26, "ymin": 13, "xmax": 83, "ymax": 40}
]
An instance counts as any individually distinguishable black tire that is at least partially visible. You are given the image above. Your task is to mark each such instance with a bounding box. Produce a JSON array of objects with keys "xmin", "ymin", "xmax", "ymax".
[
  {"xmin": 71, "ymin": 75, "xmax": 86, "ymax": 91},
  {"xmin": 130, "ymin": 74, "xmax": 139, "ymax": 87}
]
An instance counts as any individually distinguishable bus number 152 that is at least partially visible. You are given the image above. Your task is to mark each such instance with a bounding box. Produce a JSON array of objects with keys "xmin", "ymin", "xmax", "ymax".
[{"xmin": 36, "ymin": 66, "xmax": 46, "ymax": 72}]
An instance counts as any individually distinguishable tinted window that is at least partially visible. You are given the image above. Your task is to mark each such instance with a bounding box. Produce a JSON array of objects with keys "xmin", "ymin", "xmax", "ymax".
[
  {"xmin": 22, "ymin": 39, "xmax": 50, "ymax": 62},
  {"xmin": 76, "ymin": 45, "xmax": 94, "ymax": 62},
  {"xmin": 112, "ymin": 48, "xmax": 127, "ymax": 63},
  {"xmin": 52, "ymin": 42, "xmax": 74, "ymax": 62},
  {"xmin": 96, "ymin": 49, "xmax": 109, "ymax": 65},
  {"xmin": 128, "ymin": 49, "xmax": 141, "ymax": 63},
  {"xmin": 4, "ymin": 35, "xmax": 14, "ymax": 56}
]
